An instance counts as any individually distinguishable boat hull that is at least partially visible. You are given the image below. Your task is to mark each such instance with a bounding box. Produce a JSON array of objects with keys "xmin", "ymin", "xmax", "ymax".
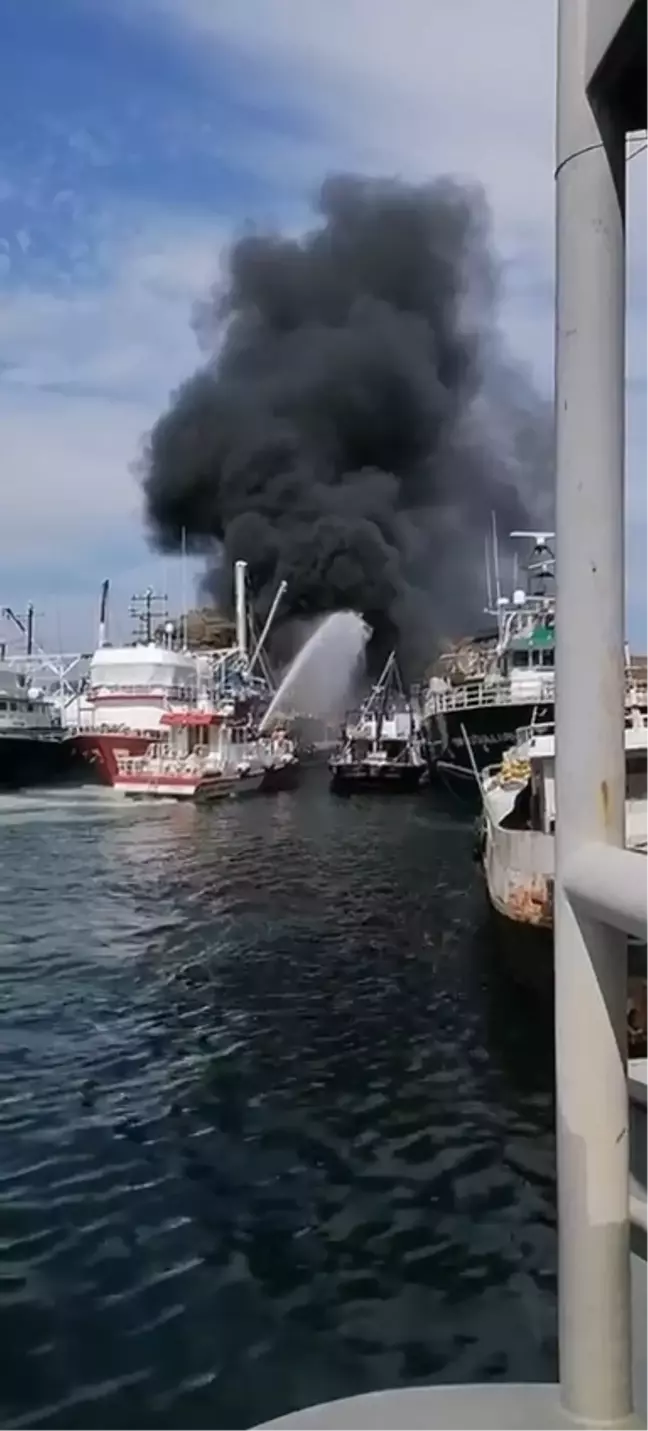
[
  {"xmin": 330, "ymin": 762, "xmax": 427, "ymax": 794},
  {"xmin": 0, "ymin": 733, "xmax": 79, "ymax": 791},
  {"xmin": 482, "ymin": 880, "xmax": 647, "ymax": 1056},
  {"xmin": 72, "ymin": 731, "xmax": 157, "ymax": 785},
  {"xmin": 114, "ymin": 768, "xmax": 265, "ymax": 801},
  {"xmin": 425, "ymin": 699, "xmax": 554, "ymax": 793},
  {"xmin": 259, "ymin": 760, "xmax": 301, "ymax": 792}
]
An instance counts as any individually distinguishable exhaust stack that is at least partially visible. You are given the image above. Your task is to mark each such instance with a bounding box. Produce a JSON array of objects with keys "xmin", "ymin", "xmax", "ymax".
[{"xmin": 234, "ymin": 561, "xmax": 247, "ymax": 658}]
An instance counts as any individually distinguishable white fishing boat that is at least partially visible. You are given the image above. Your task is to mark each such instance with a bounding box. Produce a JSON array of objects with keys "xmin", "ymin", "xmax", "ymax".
[
  {"xmin": 112, "ymin": 713, "xmax": 266, "ymax": 801},
  {"xmin": 65, "ymin": 563, "xmax": 300, "ymax": 791},
  {"xmin": 475, "ymin": 711, "xmax": 647, "ymax": 1052},
  {"xmin": 111, "ymin": 648, "xmax": 290, "ymax": 803}
]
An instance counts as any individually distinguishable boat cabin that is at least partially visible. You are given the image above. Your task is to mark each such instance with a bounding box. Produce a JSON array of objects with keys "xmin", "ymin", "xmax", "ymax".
[
  {"xmin": 0, "ymin": 664, "xmax": 62, "ymax": 735},
  {"xmin": 497, "ymin": 618, "xmax": 556, "ymax": 702},
  {"xmin": 518, "ymin": 716, "xmax": 647, "ymax": 847}
]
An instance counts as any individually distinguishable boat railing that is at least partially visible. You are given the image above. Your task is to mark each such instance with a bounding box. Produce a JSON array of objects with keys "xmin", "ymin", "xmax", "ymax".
[
  {"xmin": 115, "ymin": 750, "xmax": 209, "ymax": 777},
  {"xmin": 424, "ymin": 674, "xmax": 556, "ymax": 715},
  {"xmin": 85, "ymin": 683, "xmax": 201, "ymax": 703},
  {"xmin": 424, "ymin": 672, "xmax": 647, "ymax": 717},
  {"xmin": 513, "ymin": 707, "xmax": 646, "ymax": 755},
  {"xmin": 514, "ymin": 721, "xmax": 556, "ymax": 747}
]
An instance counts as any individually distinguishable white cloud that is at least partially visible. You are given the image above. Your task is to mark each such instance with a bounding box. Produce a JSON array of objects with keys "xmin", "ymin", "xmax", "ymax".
[
  {"xmin": 0, "ymin": 208, "xmax": 227, "ymax": 559},
  {"xmin": 2, "ymin": 0, "xmax": 645, "ymax": 649}
]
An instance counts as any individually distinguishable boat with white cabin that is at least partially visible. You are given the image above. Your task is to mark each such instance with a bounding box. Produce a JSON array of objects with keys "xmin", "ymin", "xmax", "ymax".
[
  {"xmin": 329, "ymin": 652, "xmax": 428, "ymax": 793},
  {"xmin": 112, "ymin": 709, "xmax": 267, "ymax": 800},
  {"xmin": 0, "ymin": 659, "xmax": 76, "ymax": 790},
  {"xmin": 65, "ymin": 566, "xmax": 300, "ymax": 792}
]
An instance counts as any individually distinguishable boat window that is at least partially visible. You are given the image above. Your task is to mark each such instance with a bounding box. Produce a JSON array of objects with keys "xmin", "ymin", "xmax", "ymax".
[
  {"xmin": 626, "ymin": 755, "xmax": 646, "ymax": 778},
  {"xmin": 512, "ymin": 650, "xmax": 529, "ymax": 668},
  {"xmin": 541, "ymin": 648, "xmax": 555, "ymax": 667},
  {"xmin": 531, "ymin": 649, "xmax": 541, "ymax": 666},
  {"xmin": 9, "ymin": 702, "xmax": 17, "ymax": 712},
  {"xmin": 26, "ymin": 703, "xmax": 34, "ymax": 712},
  {"xmin": 0, "ymin": 700, "xmax": 6, "ymax": 711}
]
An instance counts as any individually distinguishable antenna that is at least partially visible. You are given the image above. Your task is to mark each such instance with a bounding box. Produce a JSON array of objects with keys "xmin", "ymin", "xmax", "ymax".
[
  {"xmin": 181, "ymin": 527, "xmax": 188, "ymax": 651},
  {"xmin": 129, "ymin": 589, "xmax": 167, "ymax": 644},
  {"xmin": 510, "ymin": 530, "xmax": 555, "ymax": 544},
  {"xmin": 484, "ymin": 535, "xmax": 493, "ymax": 609},
  {"xmin": 491, "ymin": 511, "xmax": 502, "ymax": 605}
]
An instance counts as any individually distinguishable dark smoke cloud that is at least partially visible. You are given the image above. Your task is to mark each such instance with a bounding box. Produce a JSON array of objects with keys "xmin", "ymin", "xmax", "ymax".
[{"xmin": 141, "ymin": 174, "xmax": 552, "ymax": 672}]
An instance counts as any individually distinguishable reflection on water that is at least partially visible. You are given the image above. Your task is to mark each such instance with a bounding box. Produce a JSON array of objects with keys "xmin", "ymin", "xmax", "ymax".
[{"xmin": 0, "ymin": 777, "xmax": 556, "ymax": 1429}]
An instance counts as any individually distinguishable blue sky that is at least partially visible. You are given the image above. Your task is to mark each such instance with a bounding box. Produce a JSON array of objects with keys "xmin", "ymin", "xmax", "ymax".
[{"xmin": 0, "ymin": 0, "xmax": 645, "ymax": 653}]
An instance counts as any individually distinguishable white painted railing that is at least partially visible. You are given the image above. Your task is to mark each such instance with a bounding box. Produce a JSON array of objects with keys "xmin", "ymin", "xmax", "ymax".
[
  {"xmin": 86, "ymin": 683, "xmax": 200, "ymax": 702},
  {"xmin": 423, "ymin": 674, "xmax": 647, "ymax": 719}
]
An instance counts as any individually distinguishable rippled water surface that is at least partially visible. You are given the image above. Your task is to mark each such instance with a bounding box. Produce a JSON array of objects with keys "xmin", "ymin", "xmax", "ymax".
[{"xmin": 0, "ymin": 778, "xmax": 557, "ymax": 1429}]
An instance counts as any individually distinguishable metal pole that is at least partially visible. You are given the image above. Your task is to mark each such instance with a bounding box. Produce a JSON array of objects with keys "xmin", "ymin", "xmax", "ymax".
[
  {"xmin": 554, "ymin": 0, "xmax": 630, "ymax": 1423},
  {"xmin": 235, "ymin": 561, "xmax": 248, "ymax": 659},
  {"xmin": 181, "ymin": 528, "xmax": 188, "ymax": 652},
  {"xmin": 249, "ymin": 579, "xmax": 287, "ymax": 675}
]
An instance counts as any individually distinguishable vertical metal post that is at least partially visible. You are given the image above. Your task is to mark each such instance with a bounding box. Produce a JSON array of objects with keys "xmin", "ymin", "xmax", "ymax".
[
  {"xmin": 554, "ymin": 0, "xmax": 630, "ymax": 1423},
  {"xmin": 235, "ymin": 560, "xmax": 248, "ymax": 658}
]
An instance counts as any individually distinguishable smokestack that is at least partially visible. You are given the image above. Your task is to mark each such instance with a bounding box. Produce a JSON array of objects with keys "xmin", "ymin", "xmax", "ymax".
[
  {"xmin": 98, "ymin": 580, "xmax": 110, "ymax": 648},
  {"xmin": 235, "ymin": 561, "xmax": 247, "ymax": 657}
]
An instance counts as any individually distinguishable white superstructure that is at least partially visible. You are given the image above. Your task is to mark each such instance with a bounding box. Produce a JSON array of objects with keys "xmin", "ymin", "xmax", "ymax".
[
  {"xmin": 0, "ymin": 663, "xmax": 63, "ymax": 740},
  {"xmin": 65, "ymin": 643, "xmax": 200, "ymax": 736}
]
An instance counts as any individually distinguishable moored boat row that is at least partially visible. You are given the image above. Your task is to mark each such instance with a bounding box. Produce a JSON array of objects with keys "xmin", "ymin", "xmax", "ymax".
[{"xmin": 0, "ymin": 564, "xmax": 302, "ymax": 799}]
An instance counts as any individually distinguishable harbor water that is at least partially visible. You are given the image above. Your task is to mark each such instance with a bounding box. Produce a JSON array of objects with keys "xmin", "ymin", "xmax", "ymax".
[{"xmin": 0, "ymin": 776, "xmax": 557, "ymax": 1429}]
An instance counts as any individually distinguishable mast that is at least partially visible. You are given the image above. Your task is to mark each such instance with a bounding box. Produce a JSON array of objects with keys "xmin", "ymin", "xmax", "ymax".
[
  {"xmin": 98, "ymin": 580, "xmax": 109, "ymax": 648},
  {"xmin": 484, "ymin": 534, "xmax": 493, "ymax": 610},
  {"xmin": 129, "ymin": 588, "xmax": 167, "ymax": 645},
  {"xmin": 491, "ymin": 510, "xmax": 502, "ymax": 606},
  {"xmin": 181, "ymin": 528, "xmax": 188, "ymax": 652}
]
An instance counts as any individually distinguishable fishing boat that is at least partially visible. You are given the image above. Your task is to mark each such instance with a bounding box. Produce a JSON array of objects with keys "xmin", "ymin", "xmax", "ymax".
[
  {"xmin": 112, "ymin": 709, "xmax": 266, "ymax": 801},
  {"xmin": 329, "ymin": 652, "xmax": 428, "ymax": 793},
  {"xmin": 66, "ymin": 564, "xmax": 300, "ymax": 791},
  {"xmin": 422, "ymin": 530, "xmax": 558, "ymax": 792},
  {"xmin": 0, "ymin": 661, "xmax": 76, "ymax": 790},
  {"xmin": 256, "ymin": 727, "xmax": 300, "ymax": 790},
  {"xmin": 475, "ymin": 709, "xmax": 647, "ymax": 1052},
  {"xmin": 423, "ymin": 529, "xmax": 646, "ymax": 797}
]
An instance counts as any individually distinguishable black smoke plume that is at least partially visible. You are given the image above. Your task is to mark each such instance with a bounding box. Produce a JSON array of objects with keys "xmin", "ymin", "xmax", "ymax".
[{"xmin": 141, "ymin": 174, "xmax": 552, "ymax": 673}]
